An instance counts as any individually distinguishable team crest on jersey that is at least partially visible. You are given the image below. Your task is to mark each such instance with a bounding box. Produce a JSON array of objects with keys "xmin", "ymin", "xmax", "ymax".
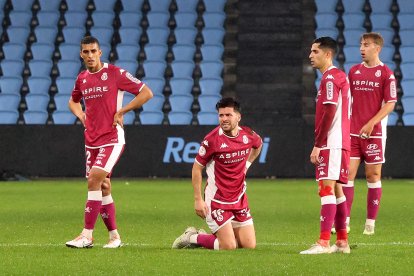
[
  {"xmin": 326, "ymin": 81, "xmax": 334, "ymax": 100},
  {"xmin": 199, "ymin": 146, "xmax": 206, "ymax": 156},
  {"xmin": 101, "ymin": 72, "xmax": 108, "ymax": 81},
  {"xmin": 375, "ymin": 70, "xmax": 381, "ymax": 77},
  {"xmin": 243, "ymin": 135, "xmax": 248, "ymax": 144}
]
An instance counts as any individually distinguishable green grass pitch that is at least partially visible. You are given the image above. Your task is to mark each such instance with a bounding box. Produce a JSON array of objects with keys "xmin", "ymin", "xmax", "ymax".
[{"xmin": 0, "ymin": 178, "xmax": 413, "ymax": 275}]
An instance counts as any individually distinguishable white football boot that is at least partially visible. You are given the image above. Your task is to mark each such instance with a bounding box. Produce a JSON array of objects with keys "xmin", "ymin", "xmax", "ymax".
[
  {"xmin": 172, "ymin": 226, "xmax": 198, "ymax": 249},
  {"xmin": 66, "ymin": 234, "xmax": 93, "ymax": 248},
  {"xmin": 363, "ymin": 224, "xmax": 375, "ymax": 235},
  {"xmin": 103, "ymin": 235, "xmax": 123, "ymax": 248},
  {"xmin": 330, "ymin": 240, "xmax": 351, "ymax": 254},
  {"xmin": 300, "ymin": 242, "xmax": 331, "ymax": 255}
]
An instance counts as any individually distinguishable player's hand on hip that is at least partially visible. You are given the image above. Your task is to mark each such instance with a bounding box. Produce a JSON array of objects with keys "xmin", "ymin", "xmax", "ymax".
[
  {"xmin": 359, "ymin": 123, "xmax": 373, "ymax": 139},
  {"xmin": 194, "ymin": 199, "xmax": 208, "ymax": 219},
  {"xmin": 310, "ymin": 146, "xmax": 321, "ymax": 165},
  {"xmin": 113, "ymin": 112, "xmax": 124, "ymax": 128}
]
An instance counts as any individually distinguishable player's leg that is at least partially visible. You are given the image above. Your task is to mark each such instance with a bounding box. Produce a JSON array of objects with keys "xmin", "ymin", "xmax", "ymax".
[
  {"xmin": 233, "ymin": 224, "xmax": 255, "ymax": 249},
  {"xmin": 331, "ymin": 182, "xmax": 350, "ymax": 253},
  {"xmin": 364, "ymin": 163, "xmax": 382, "ymax": 235},
  {"xmin": 101, "ymin": 178, "xmax": 122, "ymax": 248}
]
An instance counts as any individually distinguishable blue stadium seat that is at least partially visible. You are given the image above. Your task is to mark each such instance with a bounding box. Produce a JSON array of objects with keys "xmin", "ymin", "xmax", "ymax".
[
  {"xmin": 398, "ymin": 0, "xmax": 414, "ymax": 13},
  {"xmin": 123, "ymin": 111, "xmax": 136, "ymax": 125},
  {"xmin": 142, "ymin": 94, "xmax": 165, "ymax": 111},
  {"xmin": 315, "ymin": 0, "xmax": 337, "ymax": 13},
  {"xmin": 34, "ymin": 27, "xmax": 58, "ymax": 43},
  {"xmin": 139, "ymin": 110, "xmax": 164, "ymax": 124},
  {"xmin": 0, "ymin": 94, "xmax": 21, "ymax": 111},
  {"xmin": 148, "ymin": 0, "xmax": 171, "ymax": 12},
  {"xmin": 36, "ymin": 11, "xmax": 60, "ymax": 27},
  {"xmin": 400, "ymin": 47, "xmax": 414, "ymax": 63},
  {"xmin": 369, "ymin": 0, "xmax": 392, "ymax": 13},
  {"xmin": 202, "ymin": 28, "xmax": 225, "ymax": 45},
  {"xmin": 197, "ymin": 111, "xmax": 218, "ymax": 125},
  {"xmin": 342, "ymin": 0, "xmax": 365, "ymax": 13},
  {"xmin": 380, "ymin": 46, "xmax": 394, "ymax": 63},
  {"xmin": 115, "ymin": 60, "xmax": 138, "ymax": 75},
  {"xmin": 55, "ymin": 77, "xmax": 76, "ymax": 94},
  {"xmin": 199, "ymin": 78, "xmax": 223, "ymax": 95},
  {"xmin": 144, "ymin": 44, "xmax": 168, "ymax": 61},
  {"xmin": 383, "ymin": 61, "xmax": 395, "ymax": 72},
  {"xmin": 38, "ymin": 0, "xmax": 61, "ymax": 11},
  {"xmin": 25, "ymin": 94, "xmax": 49, "ymax": 111},
  {"xmin": 122, "ymin": 93, "xmax": 135, "ymax": 107},
  {"xmin": 315, "ymin": 13, "xmax": 337, "ymax": 29},
  {"xmin": 116, "ymin": 44, "xmax": 140, "ymax": 60},
  {"xmin": 387, "ymin": 112, "xmax": 398, "ymax": 126},
  {"xmin": 142, "ymin": 77, "xmax": 165, "ymax": 95},
  {"xmin": 120, "ymin": 0, "xmax": 144, "ymax": 11},
  {"xmin": 31, "ymin": 43, "xmax": 54, "ymax": 60},
  {"xmin": 9, "ymin": 11, "xmax": 32, "ymax": 27},
  {"xmin": 0, "ymin": 60, "xmax": 25, "ymax": 77},
  {"xmin": 343, "ymin": 63, "xmax": 355, "ymax": 74},
  {"xmin": 403, "ymin": 113, "xmax": 414, "ymax": 126},
  {"xmin": 203, "ymin": 0, "xmax": 226, "ymax": 12},
  {"xmin": 65, "ymin": 0, "xmax": 88, "ymax": 11},
  {"xmin": 200, "ymin": 44, "xmax": 224, "ymax": 61},
  {"xmin": 2, "ymin": 43, "xmax": 26, "ymax": 60},
  {"xmin": 27, "ymin": 77, "xmax": 51, "ymax": 94},
  {"xmin": 57, "ymin": 60, "xmax": 81, "ymax": 77},
  {"xmin": 147, "ymin": 11, "xmax": 170, "ymax": 27},
  {"xmin": 200, "ymin": 61, "xmax": 223, "ymax": 78},
  {"xmin": 172, "ymin": 44, "xmax": 196, "ymax": 61},
  {"xmin": 168, "ymin": 111, "xmax": 193, "ymax": 125},
  {"xmin": 64, "ymin": 11, "xmax": 88, "ymax": 27},
  {"xmin": 175, "ymin": 0, "xmax": 198, "ymax": 12},
  {"xmin": 99, "ymin": 43, "xmax": 111, "ymax": 62},
  {"xmin": 147, "ymin": 27, "xmax": 170, "ymax": 44},
  {"xmin": 371, "ymin": 28, "xmax": 394, "ymax": 45},
  {"xmin": 59, "ymin": 43, "xmax": 80, "ymax": 60},
  {"xmin": 343, "ymin": 28, "xmax": 365, "ymax": 46},
  {"xmin": 203, "ymin": 12, "xmax": 226, "ymax": 28},
  {"xmin": 29, "ymin": 60, "xmax": 53, "ymax": 77},
  {"xmin": 62, "ymin": 26, "xmax": 86, "ymax": 44},
  {"xmin": 174, "ymin": 27, "xmax": 197, "ymax": 45},
  {"xmin": 52, "ymin": 111, "xmax": 77, "ymax": 124},
  {"xmin": 198, "ymin": 94, "xmax": 221, "ymax": 112},
  {"xmin": 342, "ymin": 13, "xmax": 365, "ymax": 29},
  {"xmin": 94, "ymin": 0, "xmax": 117, "ymax": 11},
  {"xmin": 401, "ymin": 80, "xmax": 414, "ymax": 97},
  {"xmin": 171, "ymin": 61, "xmax": 195, "ymax": 78},
  {"xmin": 24, "ymin": 110, "xmax": 49, "ymax": 124},
  {"xmin": 7, "ymin": 27, "xmax": 30, "ymax": 43},
  {"xmin": 399, "ymin": 30, "xmax": 414, "ymax": 46},
  {"xmin": 143, "ymin": 61, "xmax": 167, "ymax": 78},
  {"xmin": 402, "ymin": 96, "xmax": 414, "ymax": 113},
  {"xmin": 169, "ymin": 77, "xmax": 193, "ymax": 95},
  {"xmin": 370, "ymin": 13, "xmax": 393, "ymax": 30},
  {"xmin": 91, "ymin": 11, "xmax": 115, "ymax": 27},
  {"xmin": 343, "ymin": 46, "xmax": 360, "ymax": 63},
  {"xmin": 169, "ymin": 94, "xmax": 193, "ymax": 111},
  {"xmin": 174, "ymin": 12, "xmax": 197, "ymax": 28},
  {"xmin": 315, "ymin": 28, "xmax": 338, "ymax": 39},
  {"xmin": 397, "ymin": 14, "xmax": 414, "ymax": 30},
  {"xmin": 119, "ymin": 27, "xmax": 143, "ymax": 44},
  {"xmin": 0, "ymin": 76, "xmax": 23, "ymax": 95},
  {"xmin": 10, "ymin": 0, "xmax": 34, "ymax": 11},
  {"xmin": 90, "ymin": 27, "xmax": 114, "ymax": 45},
  {"xmin": 119, "ymin": 11, "xmax": 143, "ymax": 27},
  {"xmin": 0, "ymin": 111, "xmax": 19, "ymax": 124},
  {"xmin": 54, "ymin": 94, "xmax": 71, "ymax": 111}
]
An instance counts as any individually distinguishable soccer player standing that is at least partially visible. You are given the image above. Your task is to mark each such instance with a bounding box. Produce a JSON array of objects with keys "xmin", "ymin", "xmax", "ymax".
[
  {"xmin": 344, "ymin": 32, "xmax": 397, "ymax": 235},
  {"xmin": 65, "ymin": 36, "xmax": 153, "ymax": 248},
  {"xmin": 300, "ymin": 37, "xmax": 351, "ymax": 254},
  {"xmin": 172, "ymin": 98, "xmax": 263, "ymax": 250}
]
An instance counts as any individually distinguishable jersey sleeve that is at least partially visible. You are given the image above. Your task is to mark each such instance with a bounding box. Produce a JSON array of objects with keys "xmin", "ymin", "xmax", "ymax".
[
  {"xmin": 71, "ymin": 76, "xmax": 83, "ymax": 103},
  {"xmin": 383, "ymin": 68, "xmax": 397, "ymax": 103},
  {"xmin": 195, "ymin": 137, "xmax": 215, "ymax": 167},
  {"xmin": 251, "ymin": 130, "xmax": 262, "ymax": 149},
  {"xmin": 115, "ymin": 67, "xmax": 145, "ymax": 96},
  {"xmin": 320, "ymin": 77, "xmax": 340, "ymax": 105}
]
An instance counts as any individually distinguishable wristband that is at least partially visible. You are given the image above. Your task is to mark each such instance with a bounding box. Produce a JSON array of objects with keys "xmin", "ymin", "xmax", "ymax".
[{"xmin": 246, "ymin": 161, "xmax": 252, "ymax": 169}]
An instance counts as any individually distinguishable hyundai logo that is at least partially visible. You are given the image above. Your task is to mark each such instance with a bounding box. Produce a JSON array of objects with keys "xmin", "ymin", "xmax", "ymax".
[{"xmin": 367, "ymin": 144, "xmax": 378, "ymax": 150}]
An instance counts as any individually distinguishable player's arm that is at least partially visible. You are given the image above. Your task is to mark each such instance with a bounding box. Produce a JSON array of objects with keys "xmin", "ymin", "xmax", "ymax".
[
  {"xmin": 246, "ymin": 143, "xmax": 262, "ymax": 170},
  {"xmin": 113, "ymin": 85, "xmax": 153, "ymax": 127},
  {"xmin": 192, "ymin": 162, "xmax": 208, "ymax": 219},
  {"xmin": 359, "ymin": 102, "xmax": 395, "ymax": 138},
  {"xmin": 311, "ymin": 103, "xmax": 336, "ymax": 165},
  {"xmin": 68, "ymin": 96, "xmax": 85, "ymax": 126}
]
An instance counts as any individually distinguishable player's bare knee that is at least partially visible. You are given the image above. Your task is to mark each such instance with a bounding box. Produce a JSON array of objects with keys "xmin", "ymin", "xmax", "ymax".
[
  {"xmin": 219, "ymin": 239, "xmax": 237, "ymax": 250},
  {"xmin": 87, "ymin": 174, "xmax": 103, "ymax": 190},
  {"xmin": 241, "ymin": 240, "xmax": 256, "ymax": 249},
  {"xmin": 101, "ymin": 179, "xmax": 111, "ymax": 194}
]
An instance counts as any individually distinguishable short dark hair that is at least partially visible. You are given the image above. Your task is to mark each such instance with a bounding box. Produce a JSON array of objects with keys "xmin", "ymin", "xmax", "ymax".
[
  {"xmin": 313, "ymin": 36, "xmax": 338, "ymax": 55},
  {"xmin": 80, "ymin": 36, "xmax": 100, "ymax": 49},
  {"xmin": 216, "ymin": 97, "xmax": 241, "ymax": 113}
]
